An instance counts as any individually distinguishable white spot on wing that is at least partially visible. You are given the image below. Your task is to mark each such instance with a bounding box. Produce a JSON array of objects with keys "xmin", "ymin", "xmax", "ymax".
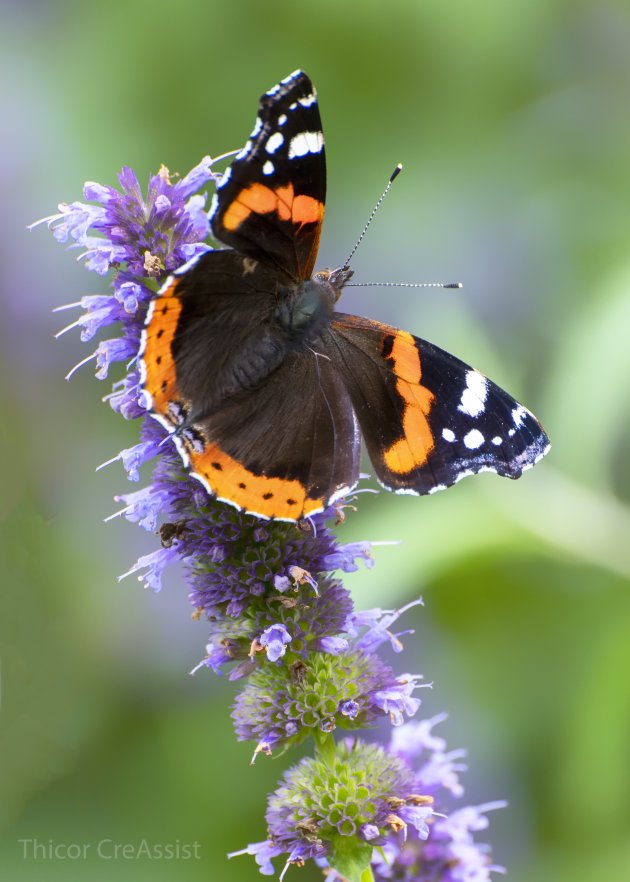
[
  {"xmin": 251, "ymin": 117, "xmax": 263, "ymax": 137},
  {"xmin": 458, "ymin": 370, "xmax": 488, "ymax": 417},
  {"xmin": 442, "ymin": 428, "xmax": 455, "ymax": 443},
  {"xmin": 298, "ymin": 93, "xmax": 317, "ymax": 107},
  {"xmin": 512, "ymin": 405, "xmax": 529, "ymax": 427},
  {"xmin": 262, "ymin": 160, "xmax": 274, "ymax": 176},
  {"xmin": 288, "ymin": 130, "xmax": 324, "ymax": 158},
  {"xmin": 278, "ymin": 113, "xmax": 287, "ymax": 125},
  {"xmin": 265, "ymin": 131, "xmax": 284, "ymax": 154},
  {"xmin": 491, "ymin": 436, "xmax": 502, "ymax": 446},
  {"xmin": 463, "ymin": 429, "xmax": 485, "ymax": 449}
]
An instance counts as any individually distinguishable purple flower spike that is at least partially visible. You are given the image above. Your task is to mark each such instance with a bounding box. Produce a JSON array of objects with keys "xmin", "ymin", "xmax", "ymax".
[{"xmin": 41, "ymin": 139, "xmax": 507, "ymax": 882}]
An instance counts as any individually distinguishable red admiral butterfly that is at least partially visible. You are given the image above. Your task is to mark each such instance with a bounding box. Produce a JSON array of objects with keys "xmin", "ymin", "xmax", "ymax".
[{"xmin": 139, "ymin": 70, "xmax": 550, "ymax": 521}]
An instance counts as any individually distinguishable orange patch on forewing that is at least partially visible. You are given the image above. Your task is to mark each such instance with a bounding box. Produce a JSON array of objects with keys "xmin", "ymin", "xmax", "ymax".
[
  {"xmin": 383, "ymin": 332, "xmax": 436, "ymax": 473},
  {"xmin": 292, "ymin": 193, "xmax": 324, "ymax": 228},
  {"xmin": 142, "ymin": 281, "xmax": 183, "ymax": 416},
  {"xmin": 222, "ymin": 182, "xmax": 323, "ymax": 232},
  {"xmin": 187, "ymin": 442, "xmax": 323, "ymax": 520}
]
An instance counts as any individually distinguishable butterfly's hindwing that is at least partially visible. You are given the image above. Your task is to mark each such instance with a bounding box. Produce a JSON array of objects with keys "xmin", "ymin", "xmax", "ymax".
[
  {"xmin": 177, "ymin": 347, "xmax": 360, "ymax": 520},
  {"xmin": 328, "ymin": 314, "xmax": 550, "ymax": 494}
]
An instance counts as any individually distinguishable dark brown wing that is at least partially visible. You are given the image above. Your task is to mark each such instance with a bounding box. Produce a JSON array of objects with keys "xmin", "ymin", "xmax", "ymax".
[{"xmin": 169, "ymin": 346, "xmax": 360, "ymax": 521}]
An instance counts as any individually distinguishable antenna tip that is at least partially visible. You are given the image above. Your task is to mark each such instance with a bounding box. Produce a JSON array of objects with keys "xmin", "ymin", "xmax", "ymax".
[
  {"xmin": 390, "ymin": 163, "xmax": 403, "ymax": 182},
  {"xmin": 444, "ymin": 282, "xmax": 463, "ymax": 289}
]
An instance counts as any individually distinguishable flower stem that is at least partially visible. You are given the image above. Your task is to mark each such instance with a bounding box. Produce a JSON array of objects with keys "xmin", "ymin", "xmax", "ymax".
[{"xmin": 313, "ymin": 729, "xmax": 337, "ymax": 767}]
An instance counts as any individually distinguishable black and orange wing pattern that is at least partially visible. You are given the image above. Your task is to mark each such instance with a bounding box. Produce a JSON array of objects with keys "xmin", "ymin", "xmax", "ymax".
[
  {"xmin": 209, "ymin": 71, "xmax": 326, "ymax": 281},
  {"xmin": 326, "ymin": 314, "xmax": 550, "ymax": 495}
]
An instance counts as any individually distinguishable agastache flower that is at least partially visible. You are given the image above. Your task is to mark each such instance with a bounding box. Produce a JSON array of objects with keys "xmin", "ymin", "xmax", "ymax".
[
  {"xmin": 38, "ymin": 153, "xmax": 506, "ymax": 882},
  {"xmin": 235, "ymin": 738, "xmax": 434, "ymax": 880},
  {"xmin": 232, "ymin": 648, "xmax": 422, "ymax": 757},
  {"xmin": 245, "ymin": 718, "xmax": 505, "ymax": 882},
  {"xmin": 34, "ymin": 160, "xmax": 215, "ymax": 278}
]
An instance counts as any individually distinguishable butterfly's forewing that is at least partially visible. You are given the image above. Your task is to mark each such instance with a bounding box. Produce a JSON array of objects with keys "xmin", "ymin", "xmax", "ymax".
[{"xmin": 209, "ymin": 70, "xmax": 326, "ymax": 281}]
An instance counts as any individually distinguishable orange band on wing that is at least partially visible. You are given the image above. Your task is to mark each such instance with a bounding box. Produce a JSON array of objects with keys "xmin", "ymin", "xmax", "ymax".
[
  {"xmin": 142, "ymin": 280, "xmax": 183, "ymax": 414},
  {"xmin": 187, "ymin": 442, "xmax": 324, "ymax": 520},
  {"xmin": 222, "ymin": 182, "xmax": 323, "ymax": 232},
  {"xmin": 383, "ymin": 331, "xmax": 435, "ymax": 473}
]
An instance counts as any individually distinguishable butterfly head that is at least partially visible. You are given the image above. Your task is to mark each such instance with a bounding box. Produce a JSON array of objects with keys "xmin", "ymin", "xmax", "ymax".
[{"xmin": 313, "ymin": 265, "xmax": 354, "ymax": 302}]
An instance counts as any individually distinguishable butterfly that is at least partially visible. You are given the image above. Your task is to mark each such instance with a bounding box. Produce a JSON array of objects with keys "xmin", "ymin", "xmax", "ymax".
[{"xmin": 139, "ymin": 70, "xmax": 550, "ymax": 521}]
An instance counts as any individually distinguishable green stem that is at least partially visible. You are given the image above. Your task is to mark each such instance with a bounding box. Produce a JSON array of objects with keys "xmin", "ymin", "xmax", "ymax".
[
  {"xmin": 313, "ymin": 729, "xmax": 337, "ymax": 766},
  {"xmin": 360, "ymin": 865, "xmax": 375, "ymax": 882}
]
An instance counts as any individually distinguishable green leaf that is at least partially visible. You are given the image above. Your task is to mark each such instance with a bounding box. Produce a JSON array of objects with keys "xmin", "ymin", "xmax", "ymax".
[{"xmin": 329, "ymin": 835, "xmax": 374, "ymax": 882}]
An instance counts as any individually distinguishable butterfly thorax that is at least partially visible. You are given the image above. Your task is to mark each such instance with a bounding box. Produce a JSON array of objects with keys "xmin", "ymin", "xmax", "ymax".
[{"xmin": 274, "ymin": 271, "xmax": 346, "ymax": 343}]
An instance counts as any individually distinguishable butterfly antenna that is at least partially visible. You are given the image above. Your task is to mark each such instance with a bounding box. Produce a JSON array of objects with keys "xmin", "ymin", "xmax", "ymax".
[
  {"xmin": 342, "ymin": 163, "xmax": 403, "ymax": 269},
  {"xmin": 340, "ymin": 165, "xmax": 462, "ymax": 290},
  {"xmin": 346, "ymin": 281, "xmax": 463, "ymax": 289}
]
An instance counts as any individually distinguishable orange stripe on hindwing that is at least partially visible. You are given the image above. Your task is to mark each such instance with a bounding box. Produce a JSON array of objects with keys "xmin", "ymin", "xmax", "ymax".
[
  {"xmin": 186, "ymin": 443, "xmax": 324, "ymax": 520},
  {"xmin": 142, "ymin": 280, "xmax": 184, "ymax": 415},
  {"xmin": 383, "ymin": 331, "xmax": 435, "ymax": 473},
  {"xmin": 222, "ymin": 182, "xmax": 323, "ymax": 231}
]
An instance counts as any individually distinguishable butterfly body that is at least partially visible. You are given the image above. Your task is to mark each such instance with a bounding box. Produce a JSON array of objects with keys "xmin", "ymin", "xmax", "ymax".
[{"xmin": 139, "ymin": 70, "xmax": 549, "ymax": 521}]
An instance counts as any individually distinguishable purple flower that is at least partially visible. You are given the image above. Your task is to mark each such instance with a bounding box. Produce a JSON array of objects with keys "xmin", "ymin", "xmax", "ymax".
[
  {"xmin": 372, "ymin": 674, "xmax": 424, "ymax": 725},
  {"xmin": 119, "ymin": 545, "xmax": 181, "ymax": 592},
  {"xmin": 53, "ymin": 159, "xmax": 217, "ymax": 277},
  {"xmin": 348, "ymin": 598, "xmax": 424, "ymax": 654},
  {"xmin": 366, "ymin": 719, "xmax": 506, "ymax": 882},
  {"xmin": 258, "ymin": 624, "xmax": 293, "ymax": 662}
]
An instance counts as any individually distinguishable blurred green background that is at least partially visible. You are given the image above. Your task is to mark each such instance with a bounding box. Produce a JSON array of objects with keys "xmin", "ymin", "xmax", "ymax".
[{"xmin": 2, "ymin": 0, "xmax": 630, "ymax": 879}]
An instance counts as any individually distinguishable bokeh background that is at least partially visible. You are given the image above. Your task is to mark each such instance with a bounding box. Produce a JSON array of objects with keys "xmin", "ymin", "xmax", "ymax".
[{"xmin": 2, "ymin": 0, "xmax": 630, "ymax": 880}]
